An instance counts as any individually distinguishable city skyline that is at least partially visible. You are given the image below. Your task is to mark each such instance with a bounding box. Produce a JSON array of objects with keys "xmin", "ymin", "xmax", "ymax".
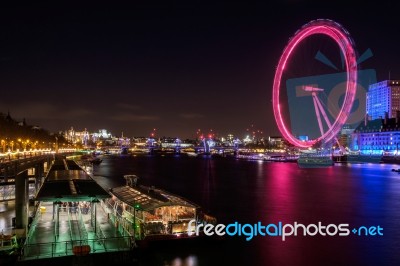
[{"xmin": 1, "ymin": 2, "xmax": 399, "ymax": 139}]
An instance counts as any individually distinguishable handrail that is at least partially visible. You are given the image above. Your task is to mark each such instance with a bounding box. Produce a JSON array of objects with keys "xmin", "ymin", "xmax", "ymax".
[
  {"xmin": 21, "ymin": 236, "xmax": 133, "ymax": 260},
  {"xmin": 66, "ymin": 206, "xmax": 74, "ymax": 245},
  {"xmin": 25, "ymin": 202, "xmax": 42, "ymax": 245},
  {"xmin": 96, "ymin": 204, "xmax": 108, "ymax": 240},
  {"xmin": 73, "ymin": 212, "xmax": 82, "ymax": 243},
  {"xmin": 54, "ymin": 205, "xmax": 58, "ymax": 241},
  {"xmin": 77, "ymin": 207, "xmax": 88, "ymax": 244}
]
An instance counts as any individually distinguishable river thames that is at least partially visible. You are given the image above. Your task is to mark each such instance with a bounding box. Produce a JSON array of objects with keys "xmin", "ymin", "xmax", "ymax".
[{"xmin": 88, "ymin": 154, "xmax": 400, "ymax": 265}]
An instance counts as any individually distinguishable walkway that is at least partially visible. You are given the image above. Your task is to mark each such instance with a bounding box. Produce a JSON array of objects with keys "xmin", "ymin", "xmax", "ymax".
[{"xmin": 22, "ymin": 201, "xmax": 133, "ymax": 260}]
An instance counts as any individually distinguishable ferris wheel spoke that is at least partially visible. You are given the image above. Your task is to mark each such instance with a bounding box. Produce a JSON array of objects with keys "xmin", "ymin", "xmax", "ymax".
[
  {"xmin": 314, "ymin": 94, "xmax": 333, "ymax": 129},
  {"xmin": 312, "ymin": 94, "xmax": 325, "ymax": 136}
]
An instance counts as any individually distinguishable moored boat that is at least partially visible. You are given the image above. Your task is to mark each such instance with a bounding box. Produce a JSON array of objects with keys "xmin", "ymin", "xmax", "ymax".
[
  {"xmin": 89, "ymin": 157, "xmax": 102, "ymax": 164},
  {"xmin": 297, "ymin": 156, "xmax": 334, "ymax": 168},
  {"xmin": 79, "ymin": 154, "xmax": 103, "ymax": 165},
  {"xmin": 102, "ymin": 175, "xmax": 216, "ymax": 246},
  {"xmin": 297, "ymin": 151, "xmax": 334, "ymax": 168}
]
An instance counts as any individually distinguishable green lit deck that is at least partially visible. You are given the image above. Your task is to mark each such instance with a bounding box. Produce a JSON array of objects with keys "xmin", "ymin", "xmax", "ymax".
[
  {"xmin": 19, "ymin": 159, "xmax": 135, "ymax": 261},
  {"xmin": 21, "ymin": 201, "xmax": 134, "ymax": 261}
]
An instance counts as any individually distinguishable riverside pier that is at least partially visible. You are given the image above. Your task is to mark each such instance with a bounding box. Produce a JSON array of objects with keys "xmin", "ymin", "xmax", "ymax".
[{"xmin": 1, "ymin": 154, "xmax": 137, "ymax": 265}]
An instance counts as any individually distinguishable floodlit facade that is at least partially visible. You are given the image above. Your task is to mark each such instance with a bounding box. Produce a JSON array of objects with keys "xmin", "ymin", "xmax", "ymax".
[
  {"xmin": 366, "ymin": 80, "xmax": 400, "ymax": 120},
  {"xmin": 351, "ymin": 113, "xmax": 400, "ymax": 155}
]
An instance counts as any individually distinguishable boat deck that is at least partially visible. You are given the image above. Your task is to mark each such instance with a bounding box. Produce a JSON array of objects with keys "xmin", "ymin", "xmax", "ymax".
[
  {"xmin": 22, "ymin": 201, "xmax": 133, "ymax": 260},
  {"xmin": 19, "ymin": 158, "xmax": 134, "ymax": 261}
]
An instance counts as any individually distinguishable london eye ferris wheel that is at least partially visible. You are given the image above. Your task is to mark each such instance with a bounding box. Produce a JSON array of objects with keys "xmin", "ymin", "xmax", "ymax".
[{"xmin": 272, "ymin": 19, "xmax": 358, "ymax": 149}]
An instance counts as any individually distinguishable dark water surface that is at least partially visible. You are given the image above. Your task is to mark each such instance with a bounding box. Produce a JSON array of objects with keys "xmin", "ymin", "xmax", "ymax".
[{"xmin": 92, "ymin": 155, "xmax": 400, "ymax": 266}]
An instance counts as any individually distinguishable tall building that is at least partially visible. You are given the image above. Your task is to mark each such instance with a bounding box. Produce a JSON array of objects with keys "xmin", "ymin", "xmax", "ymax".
[
  {"xmin": 338, "ymin": 125, "xmax": 354, "ymax": 148},
  {"xmin": 366, "ymin": 80, "xmax": 400, "ymax": 120}
]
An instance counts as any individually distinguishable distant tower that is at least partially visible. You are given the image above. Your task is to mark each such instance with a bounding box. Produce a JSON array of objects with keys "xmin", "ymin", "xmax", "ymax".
[
  {"xmin": 202, "ymin": 137, "xmax": 215, "ymax": 154},
  {"xmin": 175, "ymin": 138, "xmax": 182, "ymax": 154},
  {"xmin": 83, "ymin": 128, "xmax": 89, "ymax": 146},
  {"xmin": 5, "ymin": 110, "xmax": 12, "ymax": 122}
]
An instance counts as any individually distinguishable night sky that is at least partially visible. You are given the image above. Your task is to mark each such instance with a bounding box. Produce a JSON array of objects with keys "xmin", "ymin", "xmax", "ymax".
[{"xmin": 1, "ymin": 1, "xmax": 399, "ymax": 139}]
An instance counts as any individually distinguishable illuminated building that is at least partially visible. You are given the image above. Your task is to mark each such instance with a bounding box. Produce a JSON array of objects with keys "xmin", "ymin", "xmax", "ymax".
[
  {"xmin": 366, "ymin": 80, "xmax": 400, "ymax": 120},
  {"xmin": 351, "ymin": 112, "xmax": 400, "ymax": 155},
  {"xmin": 92, "ymin": 129, "xmax": 112, "ymax": 141},
  {"xmin": 65, "ymin": 127, "xmax": 90, "ymax": 145},
  {"xmin": 268, "ymin": 136, "xmax": 284, "ymax": 149},
  {"xmin": 298, "ymin": 135, "xmax": 309, "ymax": 142},
  {"xmin": 338, "ymin": 125, "xmax": 354, "ymax": 148},
  {"xmin": 116, "ymin": 137, "xmax": 131, "ymax": 147},
  {"xmin": 243, "ymin": 135, "xmax": 252, "ymax": 145}
]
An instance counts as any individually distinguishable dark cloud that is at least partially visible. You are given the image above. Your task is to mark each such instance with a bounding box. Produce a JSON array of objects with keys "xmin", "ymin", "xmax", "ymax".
[
  {"xmin": 0, "ymin": 3, "xmax": 399, "ymax": 138},
  {"xmin": 108, "ymin": 114, "xmax": 159, "ymax": 122},
  {"xmin": 179, "ymin": 113, "xmax": 204, "ymax": 119},
  {"xmin": 115, "ymin": 103, "xmax": 141, "ymax": 110},
  {"xmin": 2, "ymin": 102, "xmax": 94, "ymax": 120}
]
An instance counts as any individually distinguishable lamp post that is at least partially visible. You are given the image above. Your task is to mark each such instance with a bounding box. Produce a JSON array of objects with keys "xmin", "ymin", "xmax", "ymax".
[
  {"xmin": 91, "ymin": 198, "xmax": 100, "ymax": 235},
  {"xmin": 133, "ymin": 203, "xmax": 140, "ymax": 244},
  {"xmin": 0, "ymin": 139, "xmax": 5, "ymax": 153},
  {"xmin": 24, "ymin": 139, "xmax": 30, "ymax": 151},
  {"xmin": 55, "ymin": 136, "xmax": 59, "ymax": 153}
]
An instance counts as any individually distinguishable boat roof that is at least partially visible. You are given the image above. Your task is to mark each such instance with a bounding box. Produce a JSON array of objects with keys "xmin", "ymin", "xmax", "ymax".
[
  {"xmin": 109, "ymin": 184, "xmax": 199, "ymax": 211},
  {"xmin": 35, "ymin": 160, "xmax": 111, "ymax": 202}
]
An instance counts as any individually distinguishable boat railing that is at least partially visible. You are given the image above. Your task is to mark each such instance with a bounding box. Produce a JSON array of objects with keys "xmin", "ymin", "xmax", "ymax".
[
  {"xmin": 95, "ymin": 203, "xmax": 109, "ymax": 243},
  {"xmin": 54, "ymin": 205, "xmax": 59, "ymax": 241},
  {"xmin": 119, "ymin": 217, "xmax": 134, "ymax": 238},
  {"xmin": 93, "ymin": 218, "xmax": 107, "ymax": 248},
  {"xmin": 111, "ymin": 210, "xmax": 140, "ymax": 246},
  {"xmin": 21, "ymin": 236, "xmax": 134, "ymax": 260},
  {"xmin": 100, "ymin": 199, "xmax": 114, "ymax": 215},
  {"xmin": 25, "ymin": 202, "xmax": 42, "ymax": 245},
  {"xmin": 66, "ymin": 206, "xmax": 75, "ymax": 246}
]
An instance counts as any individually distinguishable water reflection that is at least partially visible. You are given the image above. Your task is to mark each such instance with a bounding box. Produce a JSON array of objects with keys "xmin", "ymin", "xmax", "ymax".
[
  {"xmin": 92, "ymin": 156, "xmax": 400, "ymax": 265},
  {"xmin": 0, "ymin": 201, "xmax": 14, "ymax": 234},
  {"xmin": 165, "ymin": 255, "xmax": 198, "ymax": 266}
]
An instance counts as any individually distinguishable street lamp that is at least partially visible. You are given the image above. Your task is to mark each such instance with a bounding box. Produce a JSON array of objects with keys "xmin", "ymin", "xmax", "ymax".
[{"xmin": 17, "ymin": 138, "xmax": 22, "ymax": 150}]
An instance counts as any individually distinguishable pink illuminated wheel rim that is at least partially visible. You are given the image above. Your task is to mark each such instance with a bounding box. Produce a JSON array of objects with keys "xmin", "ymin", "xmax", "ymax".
[{"xmin": 272, "ymin": 19, "xmax": 357, "ymax": 148}]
